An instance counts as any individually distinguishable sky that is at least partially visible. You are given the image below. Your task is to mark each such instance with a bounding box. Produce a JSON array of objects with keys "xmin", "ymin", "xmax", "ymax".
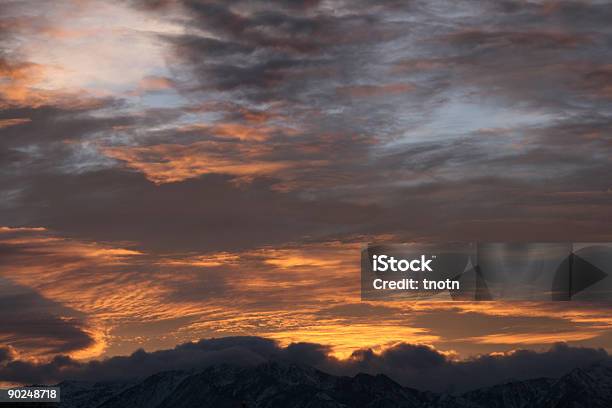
[{"xmin": 1, "ymin": 0, "xmax": 612, "ymax": 389}]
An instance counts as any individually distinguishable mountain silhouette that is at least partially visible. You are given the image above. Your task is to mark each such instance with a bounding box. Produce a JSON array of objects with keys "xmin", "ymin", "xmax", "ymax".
[{"xmin": 38, "ymin": 361, "xmax": 612, "ymax": 407}]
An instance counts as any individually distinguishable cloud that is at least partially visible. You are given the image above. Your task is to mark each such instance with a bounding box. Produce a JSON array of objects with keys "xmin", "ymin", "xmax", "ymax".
[
  {"xmin": 0, "ymin": 336, "xmax": 279, "ymax": 384},
  {"xmin": 0, "ymin": 118, "xmax": 31, "ymax": 129},
  {"xmin": 0, "ymin": 58, "xmax": 49, "ymax": 107},
  {"xmin": 2, "ymin": 0, "xmax": 611, "ymax": 250},
  {"xmin": 112, "ymin": 0, "xmax": 612, "ymax": 207},
  {"xmin": 0, "ymin": 278, "xmax": 95, "ymax": 358},
  {"xmin": 0, "ymin": 336, "xmax": 608, "ymax": 394},
  {"xmin": 0, "ymin": 347, "xmax": 15, "ymax": 364},
  {"xmin": 444, "ymin": 29, "xmax": 592, "ymax": 50},
  {"xmin": 133, "ymin": 75, "xmax": 176, "ymax": 94},
  {"xmin": 103, "ymin": 141, "xmax": 297, "ymax": 184},
  {"xmin": 326, "ymin": 341, "xmax": 610, "ymax": 393},
  {"xmin": 5, "ymin": 169, "xmax": 375, "ymax": 252},
  {"xmin": 336, "ymin": 83, "xmax": 415, "ymax": 98},
  {"xmin": 2, "ymin": 219, "xmax": 612, "ymax": 365}
]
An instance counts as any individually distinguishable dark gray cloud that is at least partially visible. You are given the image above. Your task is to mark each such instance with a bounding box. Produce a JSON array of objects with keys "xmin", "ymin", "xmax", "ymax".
[
  {"xmin": 0, "ymin": 336, "xmax": 608, "ymax": 393},
  {"xmin": 2, "ymin": 0, "xmax": 611, "ymax": 251},
  {"xmin": 330, "ymin": 341, "xmax": 609, "ymax": 393},
  {"xmin": 2, "ymin": 169, "xmax": 375, "ymax": 252},
  {"xmin": 0, "ymin": 278, "xmax": 94, "ymax": 356},
  {"xmin": 129, "ymin": 0, "xmax": 612, "ymax": 224},
  {"xmin": 0, "ymin": 347, "xmax": 14, "ymax": 364},
  {"xmin": 0, "ymin": 336, "xmax": 278, "ymax": 384}
]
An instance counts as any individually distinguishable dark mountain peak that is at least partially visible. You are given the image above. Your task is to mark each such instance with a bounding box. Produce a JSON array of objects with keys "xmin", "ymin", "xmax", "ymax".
[
  {"xmin": 461, "ymin": 377, "xmax": 555, "ymax": 408},
  {"xmin": 57, "ymin": 380, "xmax": 134, "ymax": 408},
  {"xmin": 348, "ymin": 371, "xmax": 405, "ymax": 392},
  {"xmin": 253, "ymin": 359, "xmax": 329, "ymax": 384},
  {"xmin": 97, "ymin": 369, "xmax": 188, "ymax": 408},
  {"xmin": 556, "ymin": 361, "xmax": 612, "ymax": 391},
  {"xmin": 535, "ymin": 361, "xmax": 612, "ymax": 408}
]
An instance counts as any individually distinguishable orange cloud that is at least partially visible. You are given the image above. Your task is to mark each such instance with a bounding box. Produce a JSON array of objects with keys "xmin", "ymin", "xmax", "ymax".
[
  {"xmin": 0, "ymin": 60, "xmax": 48, "ymax": 107},
  {"xmin": 268, "ymin": 325, "xmax": 439, "ymax": 359},
  {"xmin": 0, "ymin": 57, "xmax": 105, "ymax": 109},
  {"xmin": 175, "ymin": 122, "xmax": 296, "ymax": 142},
  {"xmin": 0, "ymin": 226, "xmax": 46, "ymax": 233},
  {"xmin": 0, "ymin": 118, "xmax": 31, "ymax": 128},
  {"xmin": 470, "ymin": 331, "xmax": 601, "ymax": 345},
  {"xmin": 3, "ymin": 228, "xmax": 612, "ymax": 363},
  {"xmin": 157, "ymin": 252, "xmax": 241, "ymax": 267},
  {"xmin": 103, "ymin": 141, "xmax": 296, "ymax": 184},
  {"xmin": 133, "ymin": 75, "xmax": 175, "ymax": 94}
]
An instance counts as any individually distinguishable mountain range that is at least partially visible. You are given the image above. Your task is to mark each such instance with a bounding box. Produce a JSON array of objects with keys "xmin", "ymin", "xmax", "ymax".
[{"xmin": 40, "ymin": 361, "xmax": 612, "ymax": 407}]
